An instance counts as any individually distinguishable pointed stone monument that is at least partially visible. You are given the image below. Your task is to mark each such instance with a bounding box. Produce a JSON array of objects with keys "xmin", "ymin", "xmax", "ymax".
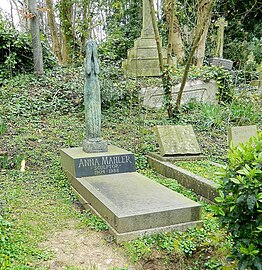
[
  {"xmin": 122, "ymin": 0, "xmax": 171, "ymax": 77},
  {"xmin": 61, "ymin": 41, "xmax": 202, "ymax": 242}
]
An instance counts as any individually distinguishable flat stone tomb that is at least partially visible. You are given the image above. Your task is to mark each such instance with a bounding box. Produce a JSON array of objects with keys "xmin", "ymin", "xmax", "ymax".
[
  {"xmin": 61, "ymin": 145, "xmax": 202, "ymax": 242},
  {"xmin": 228, "ymin": 125, "xmax": 258, "ymax": 147},
  {"xmin": 155, "ymin": 125, "xmax": 202, "ymax": 157},
  {"xmin": 71, "ymin": 172, "xmax": 201, "ymax": 242}
]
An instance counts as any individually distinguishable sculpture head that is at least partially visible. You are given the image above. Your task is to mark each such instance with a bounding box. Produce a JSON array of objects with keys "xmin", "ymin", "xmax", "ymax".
[{"xmin": 85, "ymin": 40, "xmax": 99, "ymax": 75}]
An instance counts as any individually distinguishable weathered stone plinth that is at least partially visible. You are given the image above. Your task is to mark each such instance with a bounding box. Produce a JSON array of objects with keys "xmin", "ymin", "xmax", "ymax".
[
  {"xmin": 61, "ymin": 145, "xmax": 136, "ymax": 178},
  {"xmin": 83, "ymin": 139, "xmax": 108, "ymax": 153},
  {"xmin": 122, "ymin": 37, "xmax": 170, "ymax": 77},
  {"xmin": 61, "ymin": 145, "xmax": 202, "ymax": 242},
  {"xmin": 122, "ymin": 0, "xmax": 174, "ymax": 77}
]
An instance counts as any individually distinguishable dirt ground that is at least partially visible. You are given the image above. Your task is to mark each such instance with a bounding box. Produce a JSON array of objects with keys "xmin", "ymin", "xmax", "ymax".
[{"xmin": 39, "ymin": 221, "xmax": 138, "ymax": 270}]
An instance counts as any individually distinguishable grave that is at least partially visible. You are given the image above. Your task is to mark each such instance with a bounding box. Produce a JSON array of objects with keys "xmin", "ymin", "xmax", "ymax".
[
  {"xmin": 209, "ymin": 17, "xmax": 233, "ymax": 70},
  {"xmin": 148, "ymin": 125, "xmax": 218, "ymax": 202},
  {"xmin": 61, "ymin": 41, "xmax": 202, "ymax": 242},
  {"xmin": 142, "ymin": 79, "xmax": 218, "ymax": 109},
  {"xmin": 153, "ymin": 125, "xmax": 203, "ymax": 159},
  {"xmin": 122, "ymin": 0, "xmax": 173, "ymax": 77},
  {"xmin": 228, "ymin": 125, "xmax": 258, "ymax": 147}
]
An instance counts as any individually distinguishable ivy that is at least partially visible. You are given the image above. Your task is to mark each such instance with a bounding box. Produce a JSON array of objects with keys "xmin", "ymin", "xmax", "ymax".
[{"xmin": 162, "ymin": 65, "xmax": 234, "ymax": 104}]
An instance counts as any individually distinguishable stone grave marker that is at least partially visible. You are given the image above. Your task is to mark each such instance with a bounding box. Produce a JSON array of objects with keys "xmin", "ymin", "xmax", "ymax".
[
  {"xmin": 61, "ymin": 41, "xmax": 202, "ymax": 242},
  {"xmin": 155, "ymin": 125, "xmax": 202, "ymax": 157},
  {"xmin": 142, "ymin": 79, "xmax": 218, "ymax": 109},
  {"xmin": 209, "ymin": 17, "xmax": 233, "ymax": 70},
  {"xmin": 228, "ymin": 125, "xmax": 258, "ymax": 147},
  {"xmin": 122, "ymin": 0, "xmax": 174, "ymax": 77}
]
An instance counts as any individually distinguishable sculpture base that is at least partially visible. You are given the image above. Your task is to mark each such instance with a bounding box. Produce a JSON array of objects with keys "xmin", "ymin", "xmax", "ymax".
[{"xmin": 83, "ymin": 139, "xmax": 108, "ymax": 153}]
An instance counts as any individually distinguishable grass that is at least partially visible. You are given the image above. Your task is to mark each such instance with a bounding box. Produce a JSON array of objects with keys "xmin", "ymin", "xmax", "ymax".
[
  {"xmin": 0, "ymin": 67, "xmax": 261, "ymax": 269},
  {"xmin": 173, "ymin": 160, "xmax": 223, "ymax": 183}
]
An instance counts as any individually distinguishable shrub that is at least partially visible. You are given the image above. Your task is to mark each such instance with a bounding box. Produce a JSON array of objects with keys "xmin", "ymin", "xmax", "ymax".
[
  {"xmin": 0, "ymin": 15, "xmax": 56, "ymax": 84},
  {"xmin": 213, "ymin": 132, "xmax": 262, "ymax": 269}
]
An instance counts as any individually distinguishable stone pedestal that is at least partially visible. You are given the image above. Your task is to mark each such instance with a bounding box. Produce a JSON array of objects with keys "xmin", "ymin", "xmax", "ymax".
[
  {"xmin": 122, "ymin": 37, "xmax": 170, "ymax": 77},
  {"xmin": 83, "ymin": 139, "xmax": 108, "ymax": 153},
  {"xmin": 122, "ymin": 0, "xmax": 173, "ymax": 77}
]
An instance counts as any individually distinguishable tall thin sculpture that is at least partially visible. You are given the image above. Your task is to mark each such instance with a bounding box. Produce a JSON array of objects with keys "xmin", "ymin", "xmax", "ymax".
[{"xmin": 83, "ymin": 40, "xmax": 108, "ymax": 153}]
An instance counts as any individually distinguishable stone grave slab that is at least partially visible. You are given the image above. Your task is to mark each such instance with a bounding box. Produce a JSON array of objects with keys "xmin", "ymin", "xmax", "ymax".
[
  {"xmin": 155, "ymin": 125, "xmax": 202, "ymax": 157},
  {"xmin": 209, "ymin": 57, "xmax": 233, "ymax": 70},
  {"xmin": 141, "ymin": 79, "xmax": 218, "ymax": 109},
  {"xmin": 69, "ymin": 172, "xmax": 202, "ymax": 242},
  {"xmin": 60, "ymin": 145, "xmax": 136, "ymax": 178},
  {"xmin": 228, "ymin": 125, "xmax": 258, "ymax": 147}
]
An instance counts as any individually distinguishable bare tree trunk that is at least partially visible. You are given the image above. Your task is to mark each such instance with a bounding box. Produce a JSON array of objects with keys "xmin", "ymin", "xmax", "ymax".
[
  {"xmin": 163, "ymin": 0, "xmax": 185, "ymax": 64},
  {"xmin": 80, "ymin": 0, "xmax": 92, "ymax": 53},
  {"xmin": 46, "ymin": 0, "xmax": 62, "ymax": 62},
  {"xmin": 175, "ymin": 0, "xmax": 214, "ymax": 112},
  {"xmin": 149, "ymin": 0, "xmax": 174, "ymax": 118},
  {"xmin": 59, "ymin": 0, "xmax": 74, "ymax": 64},
  {"xmin": 9, "ymin": 0, "xmax": 15, "ymax": 28},
  {"xmin": 28, "ymin": 0, "xmax": 44, "ymax": 75},
  {"xmin": 193, "ymin": 0, "xmax": 213, "ymax": 67},
  {"xmin": 167, "ymin": 0, "xmax": 174, "ymax": 66}
]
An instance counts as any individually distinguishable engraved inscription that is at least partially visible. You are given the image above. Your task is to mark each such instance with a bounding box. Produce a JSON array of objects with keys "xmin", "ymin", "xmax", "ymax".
[{"xmin": 75, "ymin": 154, "xmax": 136, "ymax": 177}]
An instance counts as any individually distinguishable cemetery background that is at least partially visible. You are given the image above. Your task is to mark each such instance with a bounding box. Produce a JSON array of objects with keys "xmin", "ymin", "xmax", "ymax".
[
  {"xmin": 0, "ymin": 0, "xmax": 262, "ymax": 269},
  {"xmin": 1, "ymin": 66, "xmax": 261, "ymax": 269}
]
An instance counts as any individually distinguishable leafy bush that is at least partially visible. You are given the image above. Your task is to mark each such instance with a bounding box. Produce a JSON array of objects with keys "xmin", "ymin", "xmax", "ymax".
[
  {"xmin": 0, "ymin": 15, "xmax": 56, "ymax": 84},
  {"xmin": 213, "ymin": 132, "xmax": 262, "ymax": 269}
]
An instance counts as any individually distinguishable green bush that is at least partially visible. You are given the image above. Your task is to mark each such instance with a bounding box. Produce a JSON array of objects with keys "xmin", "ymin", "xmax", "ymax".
[
  {"xmin": 0, "ymin": 15, "xmax": 56, "ymax": 84},
  {"xmin": 213, "ymin": 132, "xmax": 262, "ymax": 269}
]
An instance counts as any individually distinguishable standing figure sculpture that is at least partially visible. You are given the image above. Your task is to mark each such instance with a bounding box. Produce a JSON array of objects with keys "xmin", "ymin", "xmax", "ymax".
[{"xmin": 83, "ymin": 40, "xmax": 108, "ymax": 153}]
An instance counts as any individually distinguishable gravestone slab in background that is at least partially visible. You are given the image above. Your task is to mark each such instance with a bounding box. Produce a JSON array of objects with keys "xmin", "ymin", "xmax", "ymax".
[
  {"xmin": 228, "ymin": 125, "xmax": 258, "ymax": 147},
  {"xmin": 209, "ymin": 57, "xmax": 233, "ymax": 70},
  {"xmin": 155, "ymin": 125, "xmax": 202, "ymax": 156},
  {"xmin": 141, "ymin": 80, "xmax": 218, "ymax": 109}
]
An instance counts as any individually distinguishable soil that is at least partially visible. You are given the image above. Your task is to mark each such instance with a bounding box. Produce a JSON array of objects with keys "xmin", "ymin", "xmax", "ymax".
[{"xmin": 39, "ymin": 220, "xmax": 138, "ymax": 270}]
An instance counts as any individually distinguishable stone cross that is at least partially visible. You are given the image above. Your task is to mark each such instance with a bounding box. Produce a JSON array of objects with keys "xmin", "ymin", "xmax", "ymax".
[
  {"xmin": 215, "ymin": 17, "xmax": 228, "ymax": 58},
  {"xmin": 141, "ymin": 0, "xmax": 154, "ymax": 38},
  {"xmin": 82, "ymin": 40, "xmax": 108, "ymax": 153}
]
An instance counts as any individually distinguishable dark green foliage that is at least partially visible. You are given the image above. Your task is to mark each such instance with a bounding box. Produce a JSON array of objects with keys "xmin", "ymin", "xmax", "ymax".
[
  {"xmin": 0, "ymin": 15, "xmax": 56, "ymax": 84},
  {"xmin": 163, "ymin": 65, "xmax": 234, "ymax": 104},
  {"xmin": 99, "ymin": 0, "xmax": 142, "ymax": 61},
  {"xmin": 1, "ymin": 67, "xmax": 84, "ymax": 120},
  {"xmin": 213, "ymin": 133, "xmax": 262, "ymax": 270},
  {"xmin": 211, "ymin": 1, "xmax": 262, "ymax": 68}
]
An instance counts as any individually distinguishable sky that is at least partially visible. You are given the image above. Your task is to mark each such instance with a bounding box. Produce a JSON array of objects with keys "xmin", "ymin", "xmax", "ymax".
[{"xmin": 0, "ymin": 0, "xmax": 19, "ymax": 25}]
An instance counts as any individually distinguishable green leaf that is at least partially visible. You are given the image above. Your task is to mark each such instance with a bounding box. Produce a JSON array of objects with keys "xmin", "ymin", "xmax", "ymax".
[
  {"xmin": 247, "ymin": 194, "xmax": 256, "ymax": 211},
  {"xmin": 230, "ymin": 177, "xmax": 240, "ymax": 184},
  {"xmin": 230, "ymin": 205, "xmax": 236, "ymax": 212}
]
